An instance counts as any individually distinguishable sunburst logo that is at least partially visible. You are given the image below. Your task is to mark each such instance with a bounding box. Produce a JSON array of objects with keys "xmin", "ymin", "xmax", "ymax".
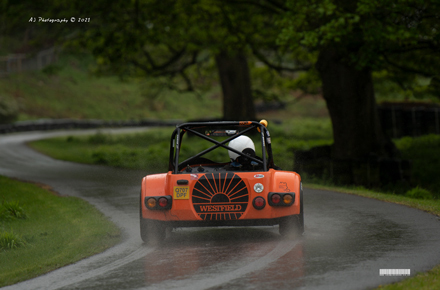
[{"xmin": 192, "ymin": 172, "xmax": 249, "ymax": 220}]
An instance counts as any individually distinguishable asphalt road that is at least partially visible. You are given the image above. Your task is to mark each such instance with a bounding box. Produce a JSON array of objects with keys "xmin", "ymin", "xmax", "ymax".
[{"xmin": 1, "ymin": 129, "xmax": 440, "ymax": 290}]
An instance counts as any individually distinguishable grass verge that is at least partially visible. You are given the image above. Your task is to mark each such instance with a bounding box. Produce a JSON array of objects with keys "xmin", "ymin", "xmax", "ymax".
[{"xmin": 0, "ymin": 175, "xmax": 121, "ymax": 287}]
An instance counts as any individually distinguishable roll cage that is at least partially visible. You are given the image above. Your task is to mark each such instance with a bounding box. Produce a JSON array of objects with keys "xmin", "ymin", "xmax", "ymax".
[{"xmin": 168, "ymin": 121, "xmax": 275, "ymax": 174}]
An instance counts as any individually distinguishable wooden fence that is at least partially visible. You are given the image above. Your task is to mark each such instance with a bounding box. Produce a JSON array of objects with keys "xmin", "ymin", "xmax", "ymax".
[{"xmin": 378, "ymin": 104, "xmax": 440, "ymax": 138}]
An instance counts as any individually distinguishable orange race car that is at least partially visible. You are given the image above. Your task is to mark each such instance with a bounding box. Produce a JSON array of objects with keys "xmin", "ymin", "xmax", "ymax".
[{"xmin": 140, "ymin": 120, "xmax": 303, "ymax": 242}]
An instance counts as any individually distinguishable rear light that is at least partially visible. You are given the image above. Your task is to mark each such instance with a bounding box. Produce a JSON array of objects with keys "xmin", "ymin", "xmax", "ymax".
[
  {"xmin": 144, "ymin": 196, "xmax": 172, "ymax": 210},
  {"xmin": 283, "ymin": 194, "xmax": 293, "ymax": 204},
  {"xmin": 146, "ymin": 198, "xmax": 157, "ymax": 209},
  {"xmin": 268, "ymin": 192, "xmax": 295, "ymax": 206},
  {"xmin": 253, "ymin": 197, "xmax": 266, "ymax": 210},
  {"xmin": 271, "ymin": 194, "xmax": 281, "ymax": 204},
  {"xmin": 158, "ymin": 197, "xmax": 168, "ymax": 208}
]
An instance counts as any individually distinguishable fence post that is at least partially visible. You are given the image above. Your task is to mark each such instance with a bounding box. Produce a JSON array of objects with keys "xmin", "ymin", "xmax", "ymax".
[
  {"xmin": 392, "ymin": 106, "xmax": 397, "ymax": 138},
  {"xmin": 436, "ymin": 108, "xmax": 439, "ymax": 135}
]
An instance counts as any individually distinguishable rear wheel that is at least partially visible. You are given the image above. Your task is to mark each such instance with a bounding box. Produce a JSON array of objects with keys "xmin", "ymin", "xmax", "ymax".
[
  {"xmin": 279, "ymin": 185, "xmax": 304, "ymax": 238},
  {"xmin": 140, "ymin": 217, "xmax": 166, "ymax": 244},
  {"xmin": 279, "ymin": 215, "xmax": 302, "ymax": 238},
  {"xmin": 140, "ymin": 193, "xmax": 166, "ymax": 243}
]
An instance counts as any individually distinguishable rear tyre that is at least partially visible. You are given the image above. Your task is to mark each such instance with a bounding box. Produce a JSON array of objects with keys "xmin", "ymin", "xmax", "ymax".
[
  {"xmin": 140, "ymin": 192, "xmax": 166, "ymax": 244},
  {"xmin": 140, "ymin": 217, "xmax": 166, "ymax": 244},
  {"xmin": 279, "ymin": 185, "xmax": 304, "ymax": 238},
  {"xmin": 279, "ymin": 215, "xmax": 302, "ymax": 238}
]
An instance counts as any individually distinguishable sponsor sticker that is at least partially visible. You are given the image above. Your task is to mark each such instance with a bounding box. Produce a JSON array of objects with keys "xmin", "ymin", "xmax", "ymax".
[
  {"xmin": 173, "ymin": 186, "xmax": 189, "ymax": 199},
  {"xmin": 254, "ymin": 174, "xmax": 264, "ymax": 178}
]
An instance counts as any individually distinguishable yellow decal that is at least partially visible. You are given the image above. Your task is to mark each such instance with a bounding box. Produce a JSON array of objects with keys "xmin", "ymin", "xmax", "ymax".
[{"xmin": 174, "ymin": 186, "xmax": 189, "ymax": 199}]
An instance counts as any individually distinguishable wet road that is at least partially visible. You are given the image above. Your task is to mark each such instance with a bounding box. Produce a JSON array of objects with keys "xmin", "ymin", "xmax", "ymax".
[{"xmin": 1, "ymin": 129, "xmax": 440, "ymax": 290}]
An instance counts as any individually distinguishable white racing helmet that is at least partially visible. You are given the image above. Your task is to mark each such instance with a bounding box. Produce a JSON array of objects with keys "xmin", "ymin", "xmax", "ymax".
[{"xmin": 228, "ymin": 135, "xmax": 255, "ymax": 162}]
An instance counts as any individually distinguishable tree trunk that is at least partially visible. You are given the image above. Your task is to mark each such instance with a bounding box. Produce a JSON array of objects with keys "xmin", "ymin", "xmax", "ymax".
[
  {"xmin": 316, "ymin": 48, "xmax": 398, "ymax": 160},
  {"xmin": 215, "ymin": 51, "xmax": 256, "ymax": 121}
]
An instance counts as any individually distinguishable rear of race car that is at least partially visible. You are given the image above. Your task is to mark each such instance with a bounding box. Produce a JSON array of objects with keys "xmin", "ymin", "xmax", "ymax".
[{"xmin": 140, "ymin": 169, "xmax": 303, "ymax": 242}]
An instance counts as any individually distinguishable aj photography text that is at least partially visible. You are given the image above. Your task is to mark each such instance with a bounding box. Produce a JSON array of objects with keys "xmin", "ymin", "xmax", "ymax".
[{"xmin": 29, "ymin": 17, "xmax": 91, "ymax": 23}]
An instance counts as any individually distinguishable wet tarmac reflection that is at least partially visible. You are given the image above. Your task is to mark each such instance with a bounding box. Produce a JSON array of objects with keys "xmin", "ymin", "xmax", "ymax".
[{"xmin": 143, "ymin": 227, "xmax": 304, "ymax": 289}]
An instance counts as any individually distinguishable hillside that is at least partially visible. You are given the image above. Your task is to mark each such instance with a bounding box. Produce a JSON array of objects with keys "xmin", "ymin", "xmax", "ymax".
[{"xmin": 0, "ymin": 54, "xmax": 223, "ymax": 122}]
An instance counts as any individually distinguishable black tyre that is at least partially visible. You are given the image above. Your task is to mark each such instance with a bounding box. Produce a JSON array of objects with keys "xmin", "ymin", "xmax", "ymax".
[
  {"xmin": 140, "ymin": 217, "xmax": 166, "ymax": 243},
  {"xmin": 279, "ymin": 184, "xmax": 304, "ymax": 238},
  {"xmin": 140, "ymin": 193, "xmax": 166, "ymax": 243},
  {"xmin": 279, "ymin": 215, "xmax": 302, "ymax": 238},
  {"xmin": 299, "ymin": 183, "xmax": 304, "ymax": 233}
]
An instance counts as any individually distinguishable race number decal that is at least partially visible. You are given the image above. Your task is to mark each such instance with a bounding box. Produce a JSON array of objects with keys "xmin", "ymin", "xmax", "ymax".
[{"xmin": 173, "ymin": 186, "xmax": 189, "ymax": 199}]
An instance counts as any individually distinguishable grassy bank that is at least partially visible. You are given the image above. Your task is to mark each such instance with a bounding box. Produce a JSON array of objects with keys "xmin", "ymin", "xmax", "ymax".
[
  {"xmin": 0, "ymin": 176, "xmax": 121, "ymax": 287},
  {"xmin": 0, "ymin": 54, "xmax": 222, "ymax": 122},
  {"xmin": 30, "ymin": 118, "xmax": 333, "ymax": 173}
]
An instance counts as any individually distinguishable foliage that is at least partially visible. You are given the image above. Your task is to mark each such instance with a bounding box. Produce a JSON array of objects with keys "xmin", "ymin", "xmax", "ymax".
[
  {"xmin": 405, "ymin": 187, "xmax": 434, "ymax": 200},
  {"xmin": 395, "ymin": 134, "xmax": 440, "ymax": 196},
  {"xmin": 0, "ymin": 201, "xmax": 27, "ymax": 221},
  {"xmin": 57, "ymin": 1, "xmax": 256, "ymax": 88},
  {"xmin": 373, "ymin": 70, "xmax": 439, "ymax": 103},
  {"xmin": 88, "ymin": 131, "xmax": 112, "ymax": 144},
  {"xmin": 0, "ymin": 231, "xmax": 26, "ymax": 251},
  {"xmin": 3, "ymin": 0, "xmax": 315, "ymax": 116},
  {"xmin": 277, "ymin": 0, "xmax": 440, "ymax": 98}
]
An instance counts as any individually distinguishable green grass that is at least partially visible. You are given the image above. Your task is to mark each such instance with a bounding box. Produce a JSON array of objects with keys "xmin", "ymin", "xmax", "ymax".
[
  {"xmin": 0, "ymin": 200, "xmax": 27, "ymax": 222},
  {"xmin": 0, "ymin": 230, "xmax": 26, "ymax": 250},
  {"xmin": 0, "ymin": 176, "xmax": 121, "ymax": 287}
]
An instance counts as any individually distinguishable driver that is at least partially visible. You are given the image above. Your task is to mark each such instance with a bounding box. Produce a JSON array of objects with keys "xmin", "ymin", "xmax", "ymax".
[{"xmin": 226, "ymin": 136, "xmax": 259, "ymax": 170}]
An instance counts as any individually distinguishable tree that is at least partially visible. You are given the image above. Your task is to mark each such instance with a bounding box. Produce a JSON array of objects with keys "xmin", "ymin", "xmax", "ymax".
[
  {"xmin": 276, "ymin": 0, "xmax": 440, "ymax": 161},
  {"xmin": 51, "ymin": 0, "xmax": 313, "ymax": 121},
  {"xmin": 59, "ymin": 0, "xmax": 273, "ymax": 120},
  {"xmin": 4, "ymin": 0, "xmax": 314, "ymax": 121}
]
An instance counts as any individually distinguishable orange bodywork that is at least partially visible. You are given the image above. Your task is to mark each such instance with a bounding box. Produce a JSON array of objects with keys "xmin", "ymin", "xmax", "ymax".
[{"xmin": 141, "ymin": 169, "xmax": 301, "ymax": 225}]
